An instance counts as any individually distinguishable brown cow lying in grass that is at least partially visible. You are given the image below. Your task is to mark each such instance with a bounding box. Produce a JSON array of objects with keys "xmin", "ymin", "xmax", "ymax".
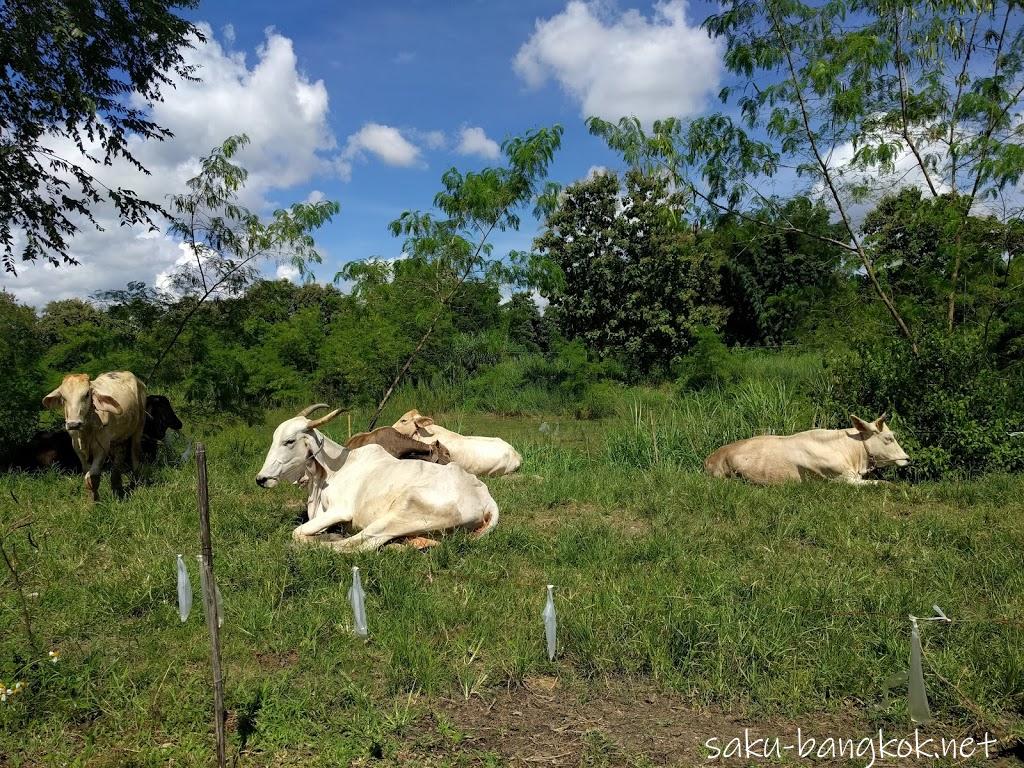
[{"xmin": 345, "ymin": 426, "xmax": 451, "ymax": 464}]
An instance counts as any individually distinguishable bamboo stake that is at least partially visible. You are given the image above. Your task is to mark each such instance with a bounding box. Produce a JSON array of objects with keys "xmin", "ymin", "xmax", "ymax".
[{"xmin": 195, "ymin": 444, "xmax": 227, "ymax": 768}]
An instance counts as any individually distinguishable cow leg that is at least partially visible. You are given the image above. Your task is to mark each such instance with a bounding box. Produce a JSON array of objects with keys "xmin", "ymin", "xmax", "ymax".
[
  {"xmin": 291, "ymin": 507, "xmax": 354, "ymax": 544},
  {"xmin": 324, "ymin": 517, "xmax": 433, "ymax": 553},
  {"xmin": 84, "ymin": 447, "xmax": 109, "ymax": 502},
  {"xmin": 842, "ymin": 476, "xmax": 885, "ymax": 486},
  {"xmin": 130, "ymin": 432, "xmax": 142, "ymax": 472},
  {"xmin": 109, "ymin": 445, "xmax": 126, "ymax": 499},
  {"xmin": 110, "ymin": 467, "xmax": 124, "ymax": 498},
  {"xmin": 384, "ymin": 536, "xmax": 441, "ymax": 551}
]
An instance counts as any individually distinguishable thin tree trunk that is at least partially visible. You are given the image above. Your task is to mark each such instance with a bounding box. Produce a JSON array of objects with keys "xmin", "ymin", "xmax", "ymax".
[
  {"xmin": 366, "ymin": 223, "xmax": 499, "ymax": 430},
  {"xmin": 948, "ymin": 3, "xmax": 1014, "ymax": 332},
  {"xmin": 767, "ymin": 2, "xmax": 917, "ymax": 352}
]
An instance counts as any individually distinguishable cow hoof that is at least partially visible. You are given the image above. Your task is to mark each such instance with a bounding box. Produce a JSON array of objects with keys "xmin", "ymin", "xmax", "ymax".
[{"xmin": 407, "ymin": 536, "xmax": 441, "ymax": 550}]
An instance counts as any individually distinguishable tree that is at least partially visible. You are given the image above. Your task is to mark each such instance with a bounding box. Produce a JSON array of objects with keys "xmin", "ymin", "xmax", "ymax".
[
  {"xmin": 591, "ymin": 0, "xmax": 1024, "ymax": 350},
  {"xmin": 0, "ymin": 292, "xmax": 43, "ymax": 460},
  {"xmin": 0, "ymin": 0, "xmax": 203, "ymax": 272},
  {"xmin": 148, "ymin": 134, "xmax": 340, "ymax": 381},
  {"xmin": 343, "ymin": 125, "xmax": 563, "ymax": 428},
  {"xmin": 710, "ymin": 196, "xmax": 849, "ymax": 345},
  {"xmin": 859, "ymin": 188, "xmax": 1024, "ymax": 359},
  {"xmin": 534, "ymin": 169, "xmax": 726, "ymax": 374}
]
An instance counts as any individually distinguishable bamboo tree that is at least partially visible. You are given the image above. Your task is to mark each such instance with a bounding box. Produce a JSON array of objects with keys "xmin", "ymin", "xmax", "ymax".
[
  {"xmin": 342, "ymin": 126, "xmax": 563, "ymax": 429},
  {"xmin": 148, "ymin": 135, "xmax": 339, "ymax": 381}
]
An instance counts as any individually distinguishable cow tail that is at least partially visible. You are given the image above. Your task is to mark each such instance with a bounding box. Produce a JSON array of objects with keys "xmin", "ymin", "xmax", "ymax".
[{"xmin": 472, "ymin": 499, "xmax": 500, "ymax": 539}]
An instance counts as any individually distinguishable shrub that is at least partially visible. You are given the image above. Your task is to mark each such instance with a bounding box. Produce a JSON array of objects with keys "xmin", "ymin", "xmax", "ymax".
[
  {"xmin": 0, "ymin": 293, "xmax": 43, "ymax": 460},
  {"xmin": 674, "ymin": 327, "xmax": 740, "ymax": 391},
  {"xmin": 821, "ymin": 332, "xmax": 1024, "ymax": 479},
  {"xmin": 576, "ymin": 381, "xmax": 623, "ymax": 420}
]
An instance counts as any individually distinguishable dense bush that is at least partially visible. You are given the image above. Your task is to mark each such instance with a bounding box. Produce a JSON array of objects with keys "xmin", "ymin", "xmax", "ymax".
[
  {"xmin": 822, "ymin": 332, "xmax": 1024, "ymax": 478},
  {"xmin": 674, "ymin": 327, "xmax": 740, "ymax": 391},
  {"xmin": 0, "ymin": 292, "xmax": 44, "ymax": 460}
]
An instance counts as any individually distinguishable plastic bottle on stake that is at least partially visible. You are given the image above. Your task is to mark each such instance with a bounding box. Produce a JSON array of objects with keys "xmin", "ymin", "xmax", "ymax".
[
  {"xmin": 542, "ymin": 584, "xmax": 557, "ymax": 661},
  {"xmin": 348, "ymin": 566, "xmax": 368, "ymax": 638},
  {"xmin": 176, "ymin": 554, "xmax": 192, "ymax": 622},
  {"xmin": 908, "ymin": 617, "xmax": 931, "ymax": 723}
]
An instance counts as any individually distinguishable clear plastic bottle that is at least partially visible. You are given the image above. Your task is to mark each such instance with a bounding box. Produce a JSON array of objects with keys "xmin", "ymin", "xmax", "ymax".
[
  {"xmin": 542, "ymin": 584, "xmax": 557, "ymax": 661},
  {"xmin": 176, "ymin": 554, "xmax": 192, "ymax": 622},
  {"xmin": 908, "ymin": 618, "xmax": 931, "ymax": 723},
  {"xmin": 349, "ymin": 566, "xmax": 368, "ymax": 638}
]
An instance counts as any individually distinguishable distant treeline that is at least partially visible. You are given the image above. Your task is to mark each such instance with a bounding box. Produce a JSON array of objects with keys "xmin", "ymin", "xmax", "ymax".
[{"xmin": 2, "ymin": 186, "xmax": 1022, "ymax": 479}]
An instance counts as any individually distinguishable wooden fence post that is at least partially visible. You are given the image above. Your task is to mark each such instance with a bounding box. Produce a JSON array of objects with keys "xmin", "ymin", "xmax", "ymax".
[{"xmin": 196, "ymin": 444, "xmax": 227, "ymax": 768}]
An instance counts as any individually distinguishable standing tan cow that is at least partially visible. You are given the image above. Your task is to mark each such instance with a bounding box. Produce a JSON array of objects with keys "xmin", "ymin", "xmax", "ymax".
[
  {"xmin": 704, "ymin": 414, "xmax": 911, "ymax": 485},
  {"xmin": 42, "ymin": 371, "xmax": 147, "ymax": 500}
]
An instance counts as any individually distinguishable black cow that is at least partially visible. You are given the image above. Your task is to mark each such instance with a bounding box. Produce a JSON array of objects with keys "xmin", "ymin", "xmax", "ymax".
[
  {"xmin": 141, "ymin": 394, "xmax": 184, "ymax": 462},
  {"xmin": 4, "ymin": 429, "xmax": 79, "ymax": 472},
  {"xmin": 4, "ymin": 395, "xmax": 184, "ymax": 472}
]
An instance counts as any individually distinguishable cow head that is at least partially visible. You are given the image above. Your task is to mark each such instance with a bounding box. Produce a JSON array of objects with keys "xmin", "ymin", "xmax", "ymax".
[
  {"xmin": 851, "ymin": 413, "xmax": 911, "ymax": 468},
  {"xmin": 43, "ymin": 374, "xmax": 122, "ymax": 431},
  {"xmin": 393, "ymin": 409, "xmax": 435, "ymax": 437},
  {"xmin": 256, "ymin": 404, "xmax": 342, "ymax": 488},
  {"xmin": 144, "ymin": 395, "xmax": 183, "ymax": 440}
]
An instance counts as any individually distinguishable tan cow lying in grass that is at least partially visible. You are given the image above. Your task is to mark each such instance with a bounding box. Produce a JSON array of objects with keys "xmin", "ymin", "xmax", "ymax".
[
  {"xmin": 704, "ymin": 414, "xmax": 911, "ymax": 485},
  {"xmin": 392, "ymin": 409, "xmax": 522, "ymax": 476},
  {"xmin": 256, "ymin": 406, "xmax": 499, "ymax": 551},
  {"xmin": 42, "ymin": 371, "xmax": 147, "ymax": 500}
]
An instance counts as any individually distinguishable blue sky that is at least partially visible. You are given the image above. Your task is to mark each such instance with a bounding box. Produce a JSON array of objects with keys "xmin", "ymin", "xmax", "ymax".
[
  {"xmin": 2, "ymin": 0, "xmax": 728, "ymax": 305},
  {"xmin": 194, "ymin": 0, "xmax": 724, "ymax": 273}
]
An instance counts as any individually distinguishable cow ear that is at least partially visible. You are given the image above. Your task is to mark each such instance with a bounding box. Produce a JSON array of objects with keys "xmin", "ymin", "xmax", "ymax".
[
  {"xmin": 874, "ymin": 413, "xmax": 890, "ymax": 429},
  {"xmin": 414, "ymin": 416, "xmax": 434, "ymax": 428},
  {"xmin": 42, "ymin": 389, "xmax": 63, "ymax": 409},
  {"xmin": 93, "ymin": 393, "xmax": 123, "ymax": 415},
  {"xmin": 850, "ymin": 415, "xmax": 877, "ymax": 434}
]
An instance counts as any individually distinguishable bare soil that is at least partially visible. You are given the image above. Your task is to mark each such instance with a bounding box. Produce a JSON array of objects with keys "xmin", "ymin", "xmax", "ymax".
[{"xmin": 400, "ymin": 679, "xmax": 1022, "ymax": 767}]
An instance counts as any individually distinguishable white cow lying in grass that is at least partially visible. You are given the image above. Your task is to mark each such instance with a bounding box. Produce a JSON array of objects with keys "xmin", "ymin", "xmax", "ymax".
[
  {"xmin": 392, "ymin": 409, "xmax": 523, "ymax": 476},
  {"xmin": 256, "ymin": 406, "xmax": 499, "ymax": 551},
  {"xmin": 704, "ymin": 414, "xmax": 911, "ymax": 485}
]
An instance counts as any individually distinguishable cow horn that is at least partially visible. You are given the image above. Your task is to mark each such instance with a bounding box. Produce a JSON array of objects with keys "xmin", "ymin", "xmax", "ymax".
[
  {"xmin": 297, "ymin": 403, "xmax": 330, "ymax": 418},
  {"xmin": 306, "ymin": 408, "xmax": 345, "ymax": 430}
]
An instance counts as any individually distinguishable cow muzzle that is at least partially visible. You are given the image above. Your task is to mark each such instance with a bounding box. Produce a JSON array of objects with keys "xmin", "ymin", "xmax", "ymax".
[
  {"xmin": 65, "ymin": 420, "xmax": 83, "ymax": 431},
  {"xmin": 256, "ymin": 475, "xmax": 278, "ymax": 488}
]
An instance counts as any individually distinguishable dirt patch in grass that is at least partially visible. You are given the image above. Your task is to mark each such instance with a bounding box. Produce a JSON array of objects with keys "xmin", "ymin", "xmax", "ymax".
[
  {"xmin": 528, "ymin": 501, "xmax": 653, "ymax": 537},
  {"xmin": 254, "ymin": 649, "xmax": 300, "ymax": 668},
  {"xmin": 401, "ymin": 681, "xmax": 1021, "ymax": 766}
]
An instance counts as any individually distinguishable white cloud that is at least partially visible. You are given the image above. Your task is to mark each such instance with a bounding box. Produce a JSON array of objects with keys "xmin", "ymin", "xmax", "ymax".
[
  {"xmin": 1, "ymin": 24, "xmax": 342, "ymax": 307},
  {"xmin": 276, "ymin": 263, "xmax": 301, "ymax": 282},
  {"xmin": 222, "ymin": 23, "xmax": 235, "ymax": 45},
  {"xmin": 422, "ymin": 130, "xmax": 448, "ymax": 150},
  {"xmin": 585, "ymin": 164, "xmax": 611, "ymax": 179},
  {"xmin": 456, "ymin": 126, "xmax": 501, "ymax": 160},
  {"xmin": 514, "ymin": 0, "xmax": 722, "ymax": 124},
  {"xmin": 338, "ymin": 123, "xmax": 423, "ymax": 180}
]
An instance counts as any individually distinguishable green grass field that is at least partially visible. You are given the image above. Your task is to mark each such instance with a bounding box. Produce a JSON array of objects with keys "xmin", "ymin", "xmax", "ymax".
[{"xmin": 2, "ymin": 391, "xmax": 1024, "ymax": 766}]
